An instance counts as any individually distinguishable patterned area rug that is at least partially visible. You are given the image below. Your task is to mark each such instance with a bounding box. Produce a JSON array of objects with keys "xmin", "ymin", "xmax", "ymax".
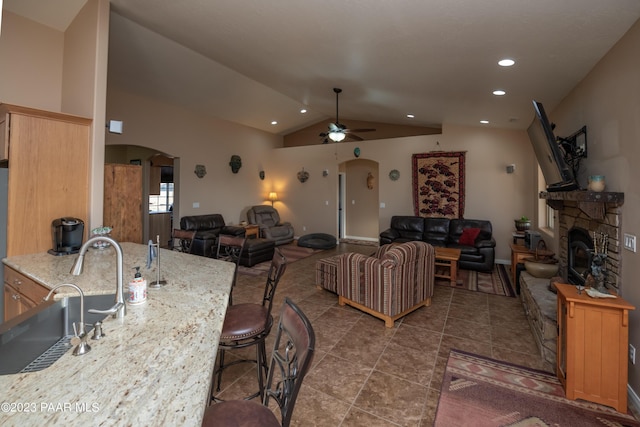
[
  {"xmin": 436, "ymin": 264, "xmax": 515, "ymax": 297},
  {"xmin": 435, "ymin": 349, "xmax": 640, "ymax": 427},
  {"xmin": 238, "ymin": 242, "xmax": 322, "ymax": 276}
]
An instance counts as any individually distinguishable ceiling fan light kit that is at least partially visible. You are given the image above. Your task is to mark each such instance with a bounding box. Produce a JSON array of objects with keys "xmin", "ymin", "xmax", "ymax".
[{"xmin": 320, "ymin": 88, "xmax": 375, "ymax": 143}]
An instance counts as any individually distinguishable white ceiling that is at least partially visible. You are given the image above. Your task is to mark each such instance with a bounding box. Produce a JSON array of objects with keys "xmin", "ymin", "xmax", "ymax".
[{"xmin": 6, "ymin": 1, "xmax": 640, "ymax": 135}]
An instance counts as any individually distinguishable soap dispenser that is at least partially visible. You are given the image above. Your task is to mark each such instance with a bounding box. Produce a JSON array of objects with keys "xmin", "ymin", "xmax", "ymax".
[{"xmin": 128, "ymin": 266, "xmax": 147, "ymax": 305}]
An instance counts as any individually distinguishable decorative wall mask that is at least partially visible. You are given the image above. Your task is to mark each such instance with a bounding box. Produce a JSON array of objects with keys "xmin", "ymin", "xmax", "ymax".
[
  {"xmin": 367, "ymin": 172, "xmax": 375, "ymax": 189},
  {"xmin": 229, "ymin": 155, "xmax": 242, "ymax": 173},
  {"xmin": 354, "ymin": 147, "xmax": 361, "ymax": 158},
  {"xmin": 297, "ymin": 168, "xmax": 309, "ymax": 183},
  {"xmin": 259, "ymin": 170, "xmax": 265, "ymax": 180},
  {"xmin": 194, "ymin": 164, "xmax": 207, "ymax": 178}
]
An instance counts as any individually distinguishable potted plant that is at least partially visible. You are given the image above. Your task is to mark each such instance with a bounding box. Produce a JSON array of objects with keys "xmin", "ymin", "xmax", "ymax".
[{"xmin": 515, "ymin": 216, "xmax": 531, "ymax": 232}]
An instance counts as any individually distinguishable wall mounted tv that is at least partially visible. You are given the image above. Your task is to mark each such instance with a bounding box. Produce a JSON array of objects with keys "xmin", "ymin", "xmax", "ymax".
[{"xmin": 527, "ymin": 100, "xmax": 578, "ymax": 192}]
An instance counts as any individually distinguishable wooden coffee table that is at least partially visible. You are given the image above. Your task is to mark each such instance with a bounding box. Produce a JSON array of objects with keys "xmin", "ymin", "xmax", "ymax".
[{"xmin": 434, "ymin": 247, "xmax": 462, "ymax": 286}]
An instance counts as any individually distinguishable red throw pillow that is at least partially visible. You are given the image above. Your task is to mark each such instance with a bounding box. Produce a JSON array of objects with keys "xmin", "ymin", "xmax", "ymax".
[{"xmin": 459, "ymin": 227, "xmax": 481, "ymax": 246}]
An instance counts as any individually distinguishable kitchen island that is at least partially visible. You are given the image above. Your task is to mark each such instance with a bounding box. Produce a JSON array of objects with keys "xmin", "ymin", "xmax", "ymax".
[{"xmin": 0, "ymin": 242, "xmax": 234, "ymax": 426}]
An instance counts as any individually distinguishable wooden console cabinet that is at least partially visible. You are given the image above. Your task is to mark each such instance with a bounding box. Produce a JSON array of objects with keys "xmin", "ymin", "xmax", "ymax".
[
  {"xmin": 556, "ymin": 283, "xmax": 635, "ymax": 412},
  {"xmin": 3, "ymin": 266, "xmax": 49, "ymax": 322}
]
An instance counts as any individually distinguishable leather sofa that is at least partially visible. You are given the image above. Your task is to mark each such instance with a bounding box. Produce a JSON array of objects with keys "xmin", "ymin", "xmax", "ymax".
[
  {"xmin": 179, "ymin": 214, "xmax": 244, "ymax": 257},
  {"xmin": 379, "ymin": 216, "xmax": 496, "ymax": 272}
]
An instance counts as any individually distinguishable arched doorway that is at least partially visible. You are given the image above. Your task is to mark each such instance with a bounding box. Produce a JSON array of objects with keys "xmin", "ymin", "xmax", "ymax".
[
  {"xmin": 105, "ymin": 145, "xmax": 180, "ymax": 247},
  {"xmin": 338, "ymin": 159, "xmax": 379, "ymax": 242}
]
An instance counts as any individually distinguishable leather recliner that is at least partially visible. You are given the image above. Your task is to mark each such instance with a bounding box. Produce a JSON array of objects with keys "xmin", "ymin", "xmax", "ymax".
[
  {"xmin": 246, "ymin": 205, "xmax": 294, "ymax": 246},
  {"xmin": 179, "ymin": 214, "xmax": 244, "ymax": 257}
]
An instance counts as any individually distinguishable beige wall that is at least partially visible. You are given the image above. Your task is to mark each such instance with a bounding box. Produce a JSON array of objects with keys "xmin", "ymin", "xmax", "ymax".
[
  {"xmin": 544, "ymin": 18, "xmax": 640, "ymax": 395},
  {"xmin": 106, "ymin": 88, "xmax": 282, "ymax": 225},
  {"xmin": 0, "ymin": 1, "xmax": 109, "ymax": 231},
  {"xmin": 0, "ymin": 11, "xmax": 64, "ymax": 111},
  {"xmin": 106, "ymin": 85, "xmax": 536, "ymax": 263}
]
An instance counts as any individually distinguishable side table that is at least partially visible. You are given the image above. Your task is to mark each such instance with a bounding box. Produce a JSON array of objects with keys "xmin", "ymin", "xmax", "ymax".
[
  {"xmin": 510, "ymin": 243, "xmax": 531, "ymax": 292},
  {"xmin": 243, "ymin": 224, "xmax": 260, "ymax": 239},
  {"xmin": 434, "ymin": 247, "xmax": 462, "ymax": 286}
]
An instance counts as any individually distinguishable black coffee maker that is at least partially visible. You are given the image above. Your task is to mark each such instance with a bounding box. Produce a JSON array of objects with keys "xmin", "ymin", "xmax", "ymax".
[{"xmin": 48, "ymin": 217, "xmax": 84, "ymax": 255}]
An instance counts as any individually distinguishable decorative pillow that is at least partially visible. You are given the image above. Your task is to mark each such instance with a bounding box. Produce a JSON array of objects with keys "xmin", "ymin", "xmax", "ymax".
[{"xmin": 459, "ymin": 227, "xmax": 481, "ymax": 246}]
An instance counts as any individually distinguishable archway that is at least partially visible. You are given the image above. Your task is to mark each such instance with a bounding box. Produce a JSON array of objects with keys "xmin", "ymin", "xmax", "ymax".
[
  {"xmin": 338, "ymin": 159, "xmax": 379, "ymax": 242},
  {"xmin": 105, "ymin": 145, "xmax": 180, "ymax": 247}
]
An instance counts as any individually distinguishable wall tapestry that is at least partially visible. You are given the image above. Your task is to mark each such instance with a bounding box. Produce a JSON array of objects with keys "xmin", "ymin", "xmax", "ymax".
[{"xmin": 412, "ymin": 151, "xmax": 466, "ymax": 219}]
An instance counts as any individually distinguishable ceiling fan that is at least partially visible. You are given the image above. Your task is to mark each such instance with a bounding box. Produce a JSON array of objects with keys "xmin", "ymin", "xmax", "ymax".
[{"xmin": 320, "ymin": 88, "xmax": 375, "ymax": 143}]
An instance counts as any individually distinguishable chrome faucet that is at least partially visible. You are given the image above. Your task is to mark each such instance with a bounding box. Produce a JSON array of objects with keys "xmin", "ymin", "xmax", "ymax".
[
  {"xmin": 45, "ymin": 284, "xmax": 91, "ymax": 356},
  {"xmin": 71, "ymin": 235, "xmax": 126, "ymax": 320}
]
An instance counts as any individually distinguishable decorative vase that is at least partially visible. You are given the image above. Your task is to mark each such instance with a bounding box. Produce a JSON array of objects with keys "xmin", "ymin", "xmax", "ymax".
[
  {"xmin": 588, "ymin": 175, "xmax": 605, "ymax": 192},
  {"xmin": 514, "ymin": 219, "xmax": 531, "ymax": 232},
  {"xmin": 524, "ymin": 259, "xmax": 559, "ymax": 278}
]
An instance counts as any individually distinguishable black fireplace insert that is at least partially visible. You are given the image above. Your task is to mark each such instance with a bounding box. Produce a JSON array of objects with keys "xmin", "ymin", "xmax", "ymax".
[{"xmin": 568, "ymin": 227, "xmax": 594, "ymax": 285}]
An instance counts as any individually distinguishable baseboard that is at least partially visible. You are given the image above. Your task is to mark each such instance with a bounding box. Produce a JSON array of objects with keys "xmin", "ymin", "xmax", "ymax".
[
  {"xmin": 496, "ymin": 258, "xmax": 510, "ymax": 265},
  {"xmin": 342, "ymin": 235, "xmax": 378, "ymax": 242},
  {"xmin": 628, "ymin": 384, "xmax": 640, "ymax": 416}
]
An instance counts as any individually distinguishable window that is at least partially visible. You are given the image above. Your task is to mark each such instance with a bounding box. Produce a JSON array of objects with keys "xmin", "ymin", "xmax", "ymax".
[{"xmin": 149, "ymin": 183, "xmax": 174, "ymax": 213}]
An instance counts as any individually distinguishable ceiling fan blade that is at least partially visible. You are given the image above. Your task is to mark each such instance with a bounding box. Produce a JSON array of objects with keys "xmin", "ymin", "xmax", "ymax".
[
  {"xmin": 343, "ymin": 128, "xmax": 376, "ymax": 133},
  {"xmin": 345, "ymin": 133, "xmax": 364, "ymax": 141},
  {"xmin": 328, "ymin": 123, "xmax": 341, "ymax": 132}
]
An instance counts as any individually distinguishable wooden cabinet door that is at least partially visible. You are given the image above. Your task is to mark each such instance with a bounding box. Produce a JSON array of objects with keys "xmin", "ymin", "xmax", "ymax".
[
  {"xmin": 103, "ymin": 164, "xmax": 143, "ymax": 243},
  {"xmin": 6, "ymin": 111, "xmax": 90, "ymax": 256}
]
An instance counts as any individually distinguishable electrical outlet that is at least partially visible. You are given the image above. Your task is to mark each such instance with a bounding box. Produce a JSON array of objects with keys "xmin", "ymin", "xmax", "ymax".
[
  {"xmin": 630, "ymin": 344, "xmax": 636, "ymax": 364},
  {"xmin": 624, "ymin": 233, "xmax": 637, "ymax": 252},
  {"xmin": 303, "ymin": 226, "xmax": 306, "ymax": 231}
]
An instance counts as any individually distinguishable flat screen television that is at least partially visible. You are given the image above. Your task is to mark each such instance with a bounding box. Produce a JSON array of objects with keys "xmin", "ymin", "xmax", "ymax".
[{"xmin": 527, "ymin": 100, "xmax": 578, "ymax": 192}]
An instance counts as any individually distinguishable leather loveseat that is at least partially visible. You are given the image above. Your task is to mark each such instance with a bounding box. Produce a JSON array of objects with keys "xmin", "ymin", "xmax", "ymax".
[
  {"xmin": 379, "ymin": 216, "xmax": 496, "ymax": 272},
  {"xmin": 179, "ymin": 214, "xmax": 244, "ymax": 257}
]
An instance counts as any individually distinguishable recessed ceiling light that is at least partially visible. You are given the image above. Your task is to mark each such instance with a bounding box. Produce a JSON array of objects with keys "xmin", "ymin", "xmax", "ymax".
[
  {"xmin": 406, "ymin": 114, "xmax": 415, "ymax": 119},
  {"xmin": 480, "ymin": 120, "xmax": 489, "ymax": 124},
  {"xmin": 300, "ymin": 109, "xmax": 307, "ymax": 114},
  {"xmin": 493, "ymin": 90, "xmax": 506, "ymax": 96},
  {"xmin": 498, "ymin": 58, "xmax": 515, "ymax": 67},
  {"xmin": 271, "ymin": 121, "xmax": 278, "ymax": 125}
]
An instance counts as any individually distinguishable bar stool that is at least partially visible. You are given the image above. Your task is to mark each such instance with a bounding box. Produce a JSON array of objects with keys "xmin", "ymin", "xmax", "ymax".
[
  {"xmin": 204, "ymin": 298, "xmax": 315, "ymax": 427},
  {"xmin": 212, "ymin": 248, "xmax": 287, "ymax": 401}
]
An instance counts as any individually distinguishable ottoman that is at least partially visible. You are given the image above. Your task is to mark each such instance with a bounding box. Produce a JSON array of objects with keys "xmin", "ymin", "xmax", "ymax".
[
  {"xmin": 239, "ymin": 238, "xmax": 276, "ymax": 267},
  {"xmin": 315, "ymin": 255, "xmax": 341, "ymax": 293}
]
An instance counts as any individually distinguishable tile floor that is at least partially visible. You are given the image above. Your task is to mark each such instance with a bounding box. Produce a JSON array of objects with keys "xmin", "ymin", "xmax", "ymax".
[{"xmin": 211, "ymin": 243, "xmax": 555, "ymax": 427}]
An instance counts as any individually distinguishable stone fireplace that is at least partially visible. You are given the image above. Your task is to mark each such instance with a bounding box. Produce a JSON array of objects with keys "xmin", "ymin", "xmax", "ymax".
[{"xmin": 540, "ymin": 190, "xmax": 624, "ymax": 293}]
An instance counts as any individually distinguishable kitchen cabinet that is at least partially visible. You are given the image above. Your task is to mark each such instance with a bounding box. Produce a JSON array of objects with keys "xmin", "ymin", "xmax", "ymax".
[
  {"xmin": 556, "ymin": 283, "xmax": 635, "ymax": 412},
  {"xmin": 149, "ymin": 212, "xmax": 171, "ymax": 248},
  {"xmin": 150, "ymin": 165, "xmax": 161, "ymax": 195},
  {"xmin": 103, "ymin": 163, "xmax": 143, "ymax": 243},
  {"xmin": 0, "ymin": 104, "xmax": 91, "ymax": 257},
  {"xmin": 3, "ymin": 266, "xmax": 49, "ymax": 322}
]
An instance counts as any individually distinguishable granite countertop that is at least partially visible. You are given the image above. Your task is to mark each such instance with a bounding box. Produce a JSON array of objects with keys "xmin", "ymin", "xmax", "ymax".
[{"xmin": 0, "ymin": 242, "xmax": 234, "ymax": 426}]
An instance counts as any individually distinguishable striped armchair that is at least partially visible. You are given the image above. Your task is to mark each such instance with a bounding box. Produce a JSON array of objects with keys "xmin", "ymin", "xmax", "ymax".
[{"xmin": 336, "ymin": 241, "xmax": 435, "ymax": 327}]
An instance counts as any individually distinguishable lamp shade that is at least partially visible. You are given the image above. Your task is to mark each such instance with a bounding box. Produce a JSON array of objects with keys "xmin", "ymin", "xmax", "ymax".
[
  {"xmin": 268, "ymin": 192, "xmax": 278, "ymax": 205},
  {"xmin": 329, "ymin": 131, "xmax": 345, "ymax": 142}
]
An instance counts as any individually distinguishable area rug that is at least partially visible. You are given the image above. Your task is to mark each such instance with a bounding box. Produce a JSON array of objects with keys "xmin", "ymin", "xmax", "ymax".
[
  {"xmin": 412, "ymin": 151, "xmax": 466, "ymax": 219},
  {"xmin": 238, "ymin": 242, "xmax": 323, "ymax": 276},
  {"xmin": 436, "ymin": 264, "xmax": 515, "ymax": 297},
  {"xmin": 435, "ymin": 349, "xmax": 640, "ymax": 427}
]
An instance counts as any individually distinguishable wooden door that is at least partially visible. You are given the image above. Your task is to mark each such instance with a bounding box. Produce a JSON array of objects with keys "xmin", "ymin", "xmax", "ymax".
[{"xmin": 103, "ymin": 164, "xmax": 143, "ymax": 243}]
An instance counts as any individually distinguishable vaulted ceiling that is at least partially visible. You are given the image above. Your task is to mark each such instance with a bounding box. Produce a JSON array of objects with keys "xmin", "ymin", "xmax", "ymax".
[{"xmin": 6, "ymin": 0, "xmax": 640, "ymax": 140}]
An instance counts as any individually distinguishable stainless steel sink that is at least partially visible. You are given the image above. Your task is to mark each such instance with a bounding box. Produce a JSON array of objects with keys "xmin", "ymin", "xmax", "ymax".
[{"xmin": 0, "ymin": 294, "xmax": 114, "ymax": 375}]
